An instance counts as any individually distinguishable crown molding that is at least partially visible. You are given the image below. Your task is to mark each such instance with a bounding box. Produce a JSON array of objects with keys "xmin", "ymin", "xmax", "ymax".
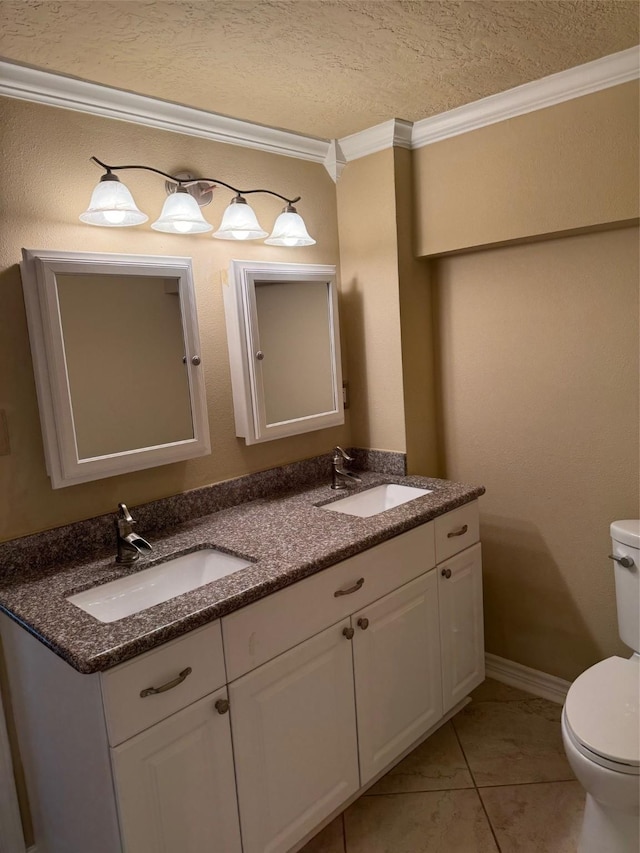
[
  {"xmin": 411, "ymin": 46, "xmax": 639, "ymax": 149},
  {"xmin": 0, "ymin": 60, "xmax": 330, "ymax": 164},
  {"xmin": 337, "ymin": 118, "xmax": 413, "ymax": 163},
  {"xmin": 323, "ymin": 139, "xmax": 347, "ymax": 183},
  {"xmin": 1, "ymin": 48, "xmax": 637, "ymax": 175}
]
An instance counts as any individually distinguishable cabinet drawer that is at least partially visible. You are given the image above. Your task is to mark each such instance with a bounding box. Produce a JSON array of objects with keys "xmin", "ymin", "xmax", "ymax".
[
  {"xmin": 101, "ymin": 621, "xmax": 225, "ymax": 746},
  {"xmin": 222, "ymin": 521, "xmax": 435, "ymax": 682},
  {"xmin": 434, "ymin": 501, "xmax": 479, "ymax": 563}
]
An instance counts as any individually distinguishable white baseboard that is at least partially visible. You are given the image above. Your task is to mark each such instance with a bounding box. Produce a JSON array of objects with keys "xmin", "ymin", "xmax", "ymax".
[{"xmin": 485, "ymin": 653, "xmax": 572, "ymax": 705}]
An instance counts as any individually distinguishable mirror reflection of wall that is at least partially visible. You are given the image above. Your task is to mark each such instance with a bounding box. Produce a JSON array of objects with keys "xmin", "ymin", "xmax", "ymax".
[
  {"xmin": 56, "ymin": 274, "xmax": 194, "ymax": 458},
  {"xmin": 255, "ymin": 280, "xmax": 335, "ymax": 425}
]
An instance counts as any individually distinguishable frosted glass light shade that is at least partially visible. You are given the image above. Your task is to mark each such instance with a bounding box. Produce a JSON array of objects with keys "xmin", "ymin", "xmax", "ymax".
[
  {"xmin": 213, "ymin": 196, "xmax": 268, "ymax": 240},
  {"xmin": 151, "ymin": 190, "xmax": 212, "ymax": 234},
  {"xmin": 79, "ymin": 177, "xmax": 148, "ymax": 227},
  {"xmin": 265, "ymin": 207, "xmax": 316, "ymax": 246}
]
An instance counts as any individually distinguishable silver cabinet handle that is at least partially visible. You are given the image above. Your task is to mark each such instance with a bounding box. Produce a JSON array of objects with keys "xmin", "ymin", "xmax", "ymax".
[
  {"xmin": 608, "ymin": 554, "xmax": 634, "ymax": 569},
  {"xmin": 140, "ymin": 667, "xmax": 192, "ymax": 698},
  {"xmin": 357, "ymin": 617, "xmax": 369, "ymax": 630},
  {"xmin": 334, "ymin": 578, "xmax": 365, "ymax": 597},
  {"xmin": 441, "ymin": 568, "xmax": 452, "ymax": 579},
  {"xmin": 255, "ymin": 351, "xmax": 265, "ymax": 360},
  {"xmin": 215, "ymin": 698, "xmax": 230, "ymax": 715},
  {"xmin": 447, "ymin": 524, "xmax": 468, "ymax": 538},
  {"xmin": 342, "ymin": 626, "xmax": 355, "ymax": 640},
  {"xmin": 191, "ymin": 355, "xmax": 201, "ymax": 366}
]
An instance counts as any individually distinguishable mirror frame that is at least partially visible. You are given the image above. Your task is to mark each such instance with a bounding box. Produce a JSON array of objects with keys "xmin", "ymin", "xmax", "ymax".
[
  {"xmin": 223, "ymin": 259, "xmax": 343, "ymax": 444},
  {"xmin": 20, "ymin": 249, "xmax": 211, "ymax": 488}
]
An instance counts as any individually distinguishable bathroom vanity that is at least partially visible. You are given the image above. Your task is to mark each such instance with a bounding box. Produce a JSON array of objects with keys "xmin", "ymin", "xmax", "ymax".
[{"xmin": 0, "ymin": 473, "xmax": 484, "ymax": 853}]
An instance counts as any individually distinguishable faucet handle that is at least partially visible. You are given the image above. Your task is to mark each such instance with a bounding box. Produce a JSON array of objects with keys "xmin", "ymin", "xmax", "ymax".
[
  {"xmin": 117, "ymin": 503, "xmax": 136, "ymax": 536},
  {"xmin": 333, "ymin": 446, "xmax": 353, "ymax": 462},
  {"xmin": 118, "ymin": 502, "xmax": 133, "ymax": 522}
]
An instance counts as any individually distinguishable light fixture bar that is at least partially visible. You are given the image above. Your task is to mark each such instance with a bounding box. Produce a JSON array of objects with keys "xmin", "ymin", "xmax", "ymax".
[{"xmin": 89, "ymin": 157, "xmax": 301, "ymax": 205}]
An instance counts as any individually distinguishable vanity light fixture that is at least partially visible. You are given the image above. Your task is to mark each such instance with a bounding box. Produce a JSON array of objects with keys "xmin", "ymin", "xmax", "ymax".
[{"xmin": 79, "ymin": 157, "xmax": 316, "ymax": 245}]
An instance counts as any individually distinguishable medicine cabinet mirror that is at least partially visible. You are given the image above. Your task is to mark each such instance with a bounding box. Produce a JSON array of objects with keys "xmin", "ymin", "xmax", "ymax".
[
  {"xmin": 20, "ymin": 249, "xmax": 210, "ymax": 488},
  {"xmin": 223, "ymin": 260, "xmax": 343, "ymax": 444}
]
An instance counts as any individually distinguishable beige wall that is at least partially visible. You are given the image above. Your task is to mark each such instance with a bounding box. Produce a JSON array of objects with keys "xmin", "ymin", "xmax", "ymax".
[
  {"xmin": 434, "ymin": 227, "xmax": 639, "ymax": 681},
  {"xmin": 0, "ymin": 97, "xmax": 347, "ymax": 541},
  {"xmin": 336, "ymin": 148, "xmax": 406, "ymax": 453},
  {"xmin": 393, "ymin": 148, "xmax": 441, "ymax": 476},
  {"xmin": 414, "ymin": 81, "xmax": 640, "ymax": 256}
]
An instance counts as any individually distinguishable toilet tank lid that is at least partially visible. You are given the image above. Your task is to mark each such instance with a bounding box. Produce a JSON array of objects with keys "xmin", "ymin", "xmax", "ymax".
[{"xmin": 610, "ymin": 520, "xmax": 640, "ymax": 548}]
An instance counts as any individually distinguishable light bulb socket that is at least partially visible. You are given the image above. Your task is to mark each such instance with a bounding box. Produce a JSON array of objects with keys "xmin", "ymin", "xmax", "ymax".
[{"xmin": 99, "ymin": 171, "xmax": 120, "ymax": 183}]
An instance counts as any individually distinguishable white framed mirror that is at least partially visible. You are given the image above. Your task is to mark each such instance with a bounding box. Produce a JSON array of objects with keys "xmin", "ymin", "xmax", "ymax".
[
  {"xmin": 20, "ymin": 249, "xmax": 211, "ymax": 488},
  {"xmin": 223, "ymin": 260, "xmax": 343, "ymax": 444}
]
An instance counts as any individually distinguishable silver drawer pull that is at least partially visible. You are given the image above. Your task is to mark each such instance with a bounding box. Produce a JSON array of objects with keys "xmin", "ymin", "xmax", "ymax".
[
  {"xmin": 140, "ymin": 667, "xmax": 192, "ymax": 698},
  {"xmin": 334, "ymin": 577, "xmax": 365, "ymax": 597},
  {"xmin": 447, "ymin": 524, "xmax": 468, "ymax": 538},
  {"xmin": 608, "ymin": 554, "xmax": 634, "ymax": 569}
]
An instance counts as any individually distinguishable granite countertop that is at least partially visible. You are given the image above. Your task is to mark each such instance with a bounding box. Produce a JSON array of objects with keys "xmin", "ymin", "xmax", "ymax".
[{"xmin": 0, "ymin": 472, "xmax": 484, "ymax": 674}]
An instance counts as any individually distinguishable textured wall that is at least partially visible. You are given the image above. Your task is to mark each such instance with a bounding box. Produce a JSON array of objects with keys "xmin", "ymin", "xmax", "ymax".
[
  {"xmin": 0, "ymin": 97, "xmax": 346, "ymax": 541},
  {"xmin": 435, "ymin": 227, "xmax": 639, "ymax": 681},
  {"xmin": 414, "ymin": 82, "xmax": 640, "ymax": 256}
]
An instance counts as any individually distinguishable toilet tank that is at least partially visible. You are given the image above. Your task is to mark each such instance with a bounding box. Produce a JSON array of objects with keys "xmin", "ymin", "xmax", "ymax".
[{"xmin": 610, "ymin": 520, "xmax": 640, "ymax": 653}]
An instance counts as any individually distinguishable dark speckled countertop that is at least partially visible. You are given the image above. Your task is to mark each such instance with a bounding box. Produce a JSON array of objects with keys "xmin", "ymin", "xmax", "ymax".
[{"xmin": 0, "ymin": 471, "xmax": 484, "ymax": 674}]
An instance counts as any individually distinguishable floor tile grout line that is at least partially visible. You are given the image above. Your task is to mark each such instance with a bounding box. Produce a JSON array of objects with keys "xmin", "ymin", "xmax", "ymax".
[
  {"xmin": 476, "ymin": 777, "xmax": 578, "ymax": 790},
  {"xmin": 451, "ymin": 715, "xmax": 503, "ymax": 853}
]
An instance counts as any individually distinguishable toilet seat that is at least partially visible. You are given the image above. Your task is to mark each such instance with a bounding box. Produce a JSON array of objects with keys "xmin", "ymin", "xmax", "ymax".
[{"xmin": 564, "ymin": 656, "xmax": 639, "ymax": 774}]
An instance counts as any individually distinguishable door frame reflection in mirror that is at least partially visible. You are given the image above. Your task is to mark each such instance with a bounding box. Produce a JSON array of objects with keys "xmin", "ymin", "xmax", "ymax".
[
  {"xmin": 223, "ymin": 260, "xmax": 344, "ymax": 444},
  {"xmin": 20, "ymin": 249, "xmax": 211, "ymax": 488}
]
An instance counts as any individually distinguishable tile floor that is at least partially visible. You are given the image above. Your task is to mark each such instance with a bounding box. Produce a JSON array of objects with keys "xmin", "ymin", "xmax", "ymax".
[{"xmin": 299, "ymin": 679, "xmax": 584, "ymax": 853}]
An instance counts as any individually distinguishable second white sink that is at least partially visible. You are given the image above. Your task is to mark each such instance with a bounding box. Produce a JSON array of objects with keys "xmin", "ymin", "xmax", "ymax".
[
  {"xmin": 321, "ymin": 484, "xmax": 432, "ymax": 518},
  {"xmin": 67, "ymin": 549, "xmax": 252, "ymax": 623}
]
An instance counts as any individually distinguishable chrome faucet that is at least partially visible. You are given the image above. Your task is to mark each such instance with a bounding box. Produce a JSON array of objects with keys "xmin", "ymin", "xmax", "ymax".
[
  {"xmin": 115, "ymin": 503, "xmax": 152, "ymax": 564},
  {"xmin": 331, "ymin": 446, "xmax": 362, "ymax": 490}
]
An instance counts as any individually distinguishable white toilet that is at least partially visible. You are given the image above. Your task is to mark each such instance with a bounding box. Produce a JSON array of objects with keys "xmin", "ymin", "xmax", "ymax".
[{"xmin": 562, "ymin": 520, "xmax": 640, "ymax": 853}]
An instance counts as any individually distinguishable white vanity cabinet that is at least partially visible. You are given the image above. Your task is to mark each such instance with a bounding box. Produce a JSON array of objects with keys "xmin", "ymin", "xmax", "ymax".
[
  {"xmin": 112, "ymin": 687, "xmax": 241, "ymax": 853},
  {"xmin": 352, "ymin": 570, "xmax": 443, "ymax": 785},
  {"xmin": 229, "ymin": 619, "xmax": 360, "ymax": 853},
  {"xmin": 1, "ymin": 499, "xmax": 484, "ymax": 853},
  {"xmin": 438, "ymin": 543, "xmax": 484, "ymax": 713},
  {"xmin": 224, "ymin": 522, "xmax": 445, "ymax": 853},
  {"xmin": 433, "ymin": 501, "xmax": 485, "ymax": 713}
]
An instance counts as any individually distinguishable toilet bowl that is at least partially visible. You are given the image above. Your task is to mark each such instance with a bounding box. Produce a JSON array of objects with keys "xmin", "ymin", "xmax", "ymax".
[{"xmin": 561, "ymin": 520, "xmax": 640, "ymax": 853}]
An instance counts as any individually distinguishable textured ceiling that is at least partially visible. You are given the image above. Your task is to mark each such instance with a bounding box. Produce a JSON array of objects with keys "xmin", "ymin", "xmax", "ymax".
[{"xmin": 1, "ymin": 0, "xmax": 638, "ymax": 139}]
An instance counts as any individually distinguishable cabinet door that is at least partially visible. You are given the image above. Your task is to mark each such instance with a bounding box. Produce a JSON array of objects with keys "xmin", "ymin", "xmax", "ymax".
[
  {"xmin": 111, "ymin": 688, "xmax": 241, "ymax": 853},
  {"xmin": 352, "ymin": 571, "xmax": 443, "ymax": 785},
  {"xmin": 438, "ymin": 542, "xmax": 485, "ymax": 713},
  {"xmin": 229, "ymin": 619, "xmax": 359, "ymax": 853}
]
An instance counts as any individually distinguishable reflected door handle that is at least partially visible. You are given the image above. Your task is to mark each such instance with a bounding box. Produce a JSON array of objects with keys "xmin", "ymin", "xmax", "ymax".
[
  {"xmin": 191, "ymin": 355, "xmax": 201, "ymax": 366},
  {"xmin": 255, "ymin": 351, "xmax": 265, "ymax": 360}
]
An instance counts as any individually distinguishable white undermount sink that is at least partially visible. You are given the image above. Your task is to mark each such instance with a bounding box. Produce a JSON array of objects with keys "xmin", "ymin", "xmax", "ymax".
[
  {"xmin": 321, "ymin": 484, "xmax": 432, "ymax": 518},
  {"xmin": 67, "ymin": 549, "xmax": 252, "ymax": 623}
]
